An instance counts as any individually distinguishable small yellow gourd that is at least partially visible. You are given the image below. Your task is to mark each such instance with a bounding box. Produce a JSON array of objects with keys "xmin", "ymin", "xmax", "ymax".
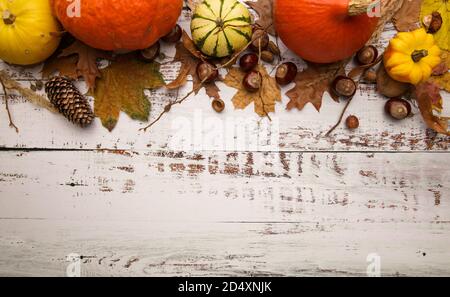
[
  {"xmin": 0, "ymin": 0, "xmax": 61, "ymax": 65},
  {"xmin": 384, "ymin": 28, "xmax": 441, "ymax": 85}
]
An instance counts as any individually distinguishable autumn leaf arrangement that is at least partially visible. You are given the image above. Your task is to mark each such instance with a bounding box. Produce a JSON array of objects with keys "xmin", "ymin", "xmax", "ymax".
[{"xmin": 0, "ymin": 0, "xmax": 449, "ymax": 136}]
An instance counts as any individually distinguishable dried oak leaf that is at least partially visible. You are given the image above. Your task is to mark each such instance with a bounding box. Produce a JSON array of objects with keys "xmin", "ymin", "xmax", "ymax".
[
  {"xmin": 377, "ymin": 63, "xmax": 412, "ymax": 98},
  {"xmin": 166, "ymin": 31, "xmax": 220, "ymax": 100},
  {"xmin": 414, "ymin": 81, "xmax": 449, "ymax": 135},
  {"xmin": 58, "ymin": 41, "xmax": 112, "ymax": 90},
  {"xmin": 421, "ymin": 0, "xmax": 450, "ymax": 50},
  {"xmin": 369, "ymin": 0, "xmax": 406, "ymax": 43},
  {"xmin": 92, "ymin": 55, "xmax": 165, "ymax": 131},
  {"xmin": 246, "ymin": 0, "xmax": 276, "ymax": 36},
  {"xmin": 393, "ymin": 0, "xmax": 422, "ymax": 32},
  {"xmin": 429, "ymin": 50, "xmax": 450, "ymax": 92},
  {"xmin": 286, "ymin": 62, "xmax": 346, "ymax": 112},
  {"xmin": 224, "ymin": 64, "xmax": 281, "ymax": 117},
  {"xmin": 42, "ymin": 54, "xmax": 79, "ymax": 80}
]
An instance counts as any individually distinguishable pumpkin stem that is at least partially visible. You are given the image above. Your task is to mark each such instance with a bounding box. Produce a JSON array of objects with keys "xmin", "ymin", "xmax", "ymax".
[
  {"xmin": 2, "ymin": 10, "xmax": 16, "ymax": 25},
  {"xmin": 411, "ymin": 50, "xmax": 429, "ymax": 63},
  {"xmin": 348, "ymin": 0, "xmax": 375, "ymax": 17}
]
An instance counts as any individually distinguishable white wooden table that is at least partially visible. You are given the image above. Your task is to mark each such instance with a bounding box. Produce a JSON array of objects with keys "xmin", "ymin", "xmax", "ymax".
[{"xmin": 0, "ymin": 11, "xmax": 449, "ymax": 277}]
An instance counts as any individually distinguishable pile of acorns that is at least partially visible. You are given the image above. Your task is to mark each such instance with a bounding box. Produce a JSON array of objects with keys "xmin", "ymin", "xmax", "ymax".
[
  {"xmin": 196, "ymin": 29, "xmax": 299, "ymax": 112},
  {"xmin": 237, "ymin": 29, "xmax": 298, "ymax": 92},
  {"xmin": 330, "ymin": 45, "xmax": 412, "ymax": 130}
]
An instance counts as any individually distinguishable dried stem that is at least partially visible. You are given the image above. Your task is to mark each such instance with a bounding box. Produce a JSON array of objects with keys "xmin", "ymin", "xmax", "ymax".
[
  {"xmin": 140, "ymin": 76, "xmax": 210, "ymax": 132},
  {"xmin": 141, "ymin": 23, "xmax": 274, "ymax": 132},
  {"xmin": 325, "ymin": 96, "xmax": 354, "ymax": 137},
  {"xmin": 325, "ymin": 76, "xmax": 360, "ymax": 137},
  {"xmin": 0, "ymin": 70, "xmax": 56, "ymax": 112},
  {"xmin": 0, "ymin": 76, "xmax": 19, "ymax": 133}
]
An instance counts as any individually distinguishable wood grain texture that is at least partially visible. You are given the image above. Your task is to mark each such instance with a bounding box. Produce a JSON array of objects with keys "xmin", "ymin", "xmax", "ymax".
[
  {"xmin": 0, "ymin": 3, "xmax": 449, "ymax": 277},
  {"xmin": 0, "ymin": 151, "xmax": 449, "ymax": 276},
  {"xmin": 1, "ymin": 220, "xmax": 449, "ymax": 277}
]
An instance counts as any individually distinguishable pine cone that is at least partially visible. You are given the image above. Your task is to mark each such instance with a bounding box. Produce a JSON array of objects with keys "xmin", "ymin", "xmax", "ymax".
[{"xmin": 45, "ymin": 77, "xmax": 94, "ymax": 127}]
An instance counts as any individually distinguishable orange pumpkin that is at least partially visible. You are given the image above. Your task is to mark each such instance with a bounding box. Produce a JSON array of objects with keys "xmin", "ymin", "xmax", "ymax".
[
  {"xmin": 274, "ymin": 0, "xmax": 380, "ymax": 63},
  {"xmin": 51, "ymin": 0, "xmax": 183, "ymax": 51}
]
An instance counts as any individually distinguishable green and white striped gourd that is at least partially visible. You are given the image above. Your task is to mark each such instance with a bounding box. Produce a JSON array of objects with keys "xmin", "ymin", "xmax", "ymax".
[{"xmin": 191, "ymin": 0, "xmax": 253, "ymax": 58}]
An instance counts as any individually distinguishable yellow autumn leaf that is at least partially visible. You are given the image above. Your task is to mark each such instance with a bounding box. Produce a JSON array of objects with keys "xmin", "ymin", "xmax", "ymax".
[
  {"xmin": 421, "ymin": 0, "xmax": 450, "ymax": 50},
  {"xmin": 224, "ymin": 65, "xmax": 281, "ymax": 117},
  {"xmin": 92, "ymin": 54, "xmax": 165, "ymax": 131}
]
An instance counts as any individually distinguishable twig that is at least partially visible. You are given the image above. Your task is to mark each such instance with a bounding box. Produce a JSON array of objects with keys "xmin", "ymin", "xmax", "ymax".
[
  {"xmin": 140, "ymin": 76, "xmax": 210, "ymax": 132},
  {"xmin": 324, "ymin": 66, "xmax": 358, "ymax": 137},
  {"xmin": 0, "ymin": 70, "xmax": 56, "ymax": 113},
  {"xmin": 325, "ymin": 96, "xmax": 354, "ymax": 137},
  {"xmin": 0, "ymin": 76, "xmax": 19, "ymax": 133},
  {"xmin": 325, "ymin": 55, "xmax": 382, "ymax": 137}
]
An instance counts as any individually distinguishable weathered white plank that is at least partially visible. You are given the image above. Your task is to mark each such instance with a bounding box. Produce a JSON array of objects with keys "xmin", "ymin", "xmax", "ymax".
[
  {"xmin": 1, "ymin": 19, "xmax": 448, "ymax": 152},
  {"xmin": 0, "ymin": 220, "xmax": 449, "ymax": 277},
  {"xmin": 0, "ymin": 151, "xmax": 449, "ymax": 276},
  {"xmin": 0, "ymin": 150, "xmax": 448, "ymax": 221}
]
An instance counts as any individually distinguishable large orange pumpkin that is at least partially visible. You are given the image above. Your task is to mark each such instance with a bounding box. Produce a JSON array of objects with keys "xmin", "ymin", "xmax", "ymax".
[
  {"xmin": 274, "ymin": 0, "xmax": 380, "ymax": 63},
  {"xmin": 51, "ymin": 0, "xmax": 183, "ymax": 51}
]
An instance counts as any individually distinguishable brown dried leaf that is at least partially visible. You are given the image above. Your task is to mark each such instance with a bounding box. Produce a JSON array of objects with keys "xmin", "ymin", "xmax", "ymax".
[
  {"xmin": 429, "ymin": 50, "xmax": 450, "ymax": 92},
  {"xmin": 286, "ymin": 62, "xmax": 346, "ymax": 112},
  {"xmin": 348, "ymin": 55, "xmax": 383, "ymax": 79},
  {"xmin": 369, "ymin": 0, "xmax": 406, "ymax": 43},
  {"xmin": 42, "ymin": 55, "xmax": 79, "ymax": 80},
  {"xmin": 59, "ymin": 41, "xmax": 112, "ymax": 90},
  {"xmin": 414, "ymin": 81, "xmax": 450, "ymax": 135},
  {"xmin": 376, "ymin": 63, "xmax": 412, "ymax": 98},
  {"xmin": 166, "ymin": 31, "xmax": 220, "ymax": 100},
  {"xmin": 245, "ymin": 0, "xmax": 276, "ymax": 36},
  {"xmin": 181, "ymin": 30, "xmax": 205, "ymax": 60},
  {"xmin": 224, "ymin": 64, "xmax": 281, "ymax": 117},
  {"xmin": 393, "ymin": 0, "xmax": 422, "ymax": 32}
]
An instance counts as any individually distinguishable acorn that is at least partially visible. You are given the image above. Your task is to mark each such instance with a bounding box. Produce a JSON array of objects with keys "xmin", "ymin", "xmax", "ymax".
[
  {"xmin": 261, "ymin": 50, "xmax": 275, "ymax": 63},
  {"xmin": 212, "ymin": 98, "xmax": 225, "ymax": 113},
  {"xmin": 346, "ymin": 115, "xmax": 360, "ymax": 130},
  {"xmin": 276, "ymin": 62, "xmax": 298, "ymax": 86},
  {"xmin": 196, "ymin": 61, "xmax": 218, "ymax": 83},
  {"xmin": 250, "ymin": 30, "xmax": 269, "ymax": 52},
  {"xmin": 161, "ymin": 24, "xmax": 182, "ymax": 43},
  {"xmin": 332, "ymin": 76, "xmax": 357, "ymax": 98},
  {"xmin": 268, "ymin": 41, "xmax": 281, "ymax": 56},
  {"xmin": 239, "ymin": 53, "xmax": 259, "ymax": 72},
  {"xmin": 356, "ymin": 45, "xmax": 378, "ymax": 65},
  {"xmin": 140, "ymin": 42, "xmax": 161, "ymax": 62},
  {"xmin": 243, "ymin": 70, "xmax": 262, "ymax": 92},
  {"xmin": 423, "ymin": 12, "xmax": 443, "ymax": 34},
  {"xmin": 385, "ymin": 98, "xmax": 412, "ymax": 120}
]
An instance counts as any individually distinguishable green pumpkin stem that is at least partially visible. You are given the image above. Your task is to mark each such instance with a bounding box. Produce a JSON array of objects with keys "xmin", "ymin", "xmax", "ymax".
[
  {"xmin": 2, "ymin": 10, "xmax": 16, "ymax": 25},
  {"xmin": 411, "ymin": 49, "xmax": 429, "ymax": 63}
]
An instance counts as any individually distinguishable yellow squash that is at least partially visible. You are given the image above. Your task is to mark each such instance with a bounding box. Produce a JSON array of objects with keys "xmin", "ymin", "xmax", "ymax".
[
  {"xmin": 384, "ymin": 28, "xmax": 441, "ymax": 85},
  {"xmin": 0, "ymin": 0, "xmax": 61, "ymax": 65}
]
